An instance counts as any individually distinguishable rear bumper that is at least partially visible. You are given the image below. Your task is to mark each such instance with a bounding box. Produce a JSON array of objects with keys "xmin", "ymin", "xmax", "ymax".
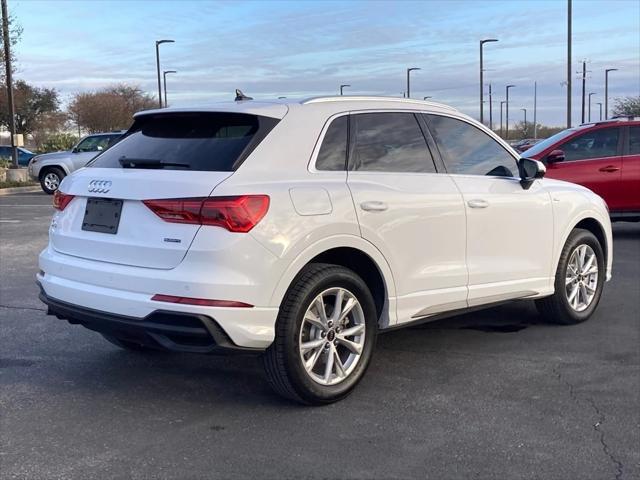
[{"xmin": 39, "ymin": 288, "xmax": 261, "ymax": 354}]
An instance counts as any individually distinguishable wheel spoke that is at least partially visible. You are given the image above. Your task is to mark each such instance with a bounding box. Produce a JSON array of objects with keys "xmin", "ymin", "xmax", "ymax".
[
  {"xmin": 333, "ymin": 346, "xmax": 346, "ymax": 379},
  {"xmin": 584, "ymin": 266, "xmax": 598, "ymax": 276},
  {"xmin": 324, "ymin": 346, "xmax": 334, "ymax": 382},
  {"xmin": 565, "ymin": 275, "xmax": 576, "ymax": 286},
  {"xmin": 337, "ymin": 337, "xmax": 363, "ymax": 355},
  {"xmin": 337, "ymin": 297, "xmax": 357, "ymax": 324},
  {"xmin": 568, "ymin": 284, "xmax": 579, "ymax": 303},
  {"xmin": 314, "ymin": 296, "xmax": 328, "ymax": 326},
  {"xmin": 339, "ymin": 324, "xmax": 365, "ymax": 338},
  {"xmin": 582, "ymin": 254, "xmax": 595, "ymax": 273},
  {"xmin": 585, "ymin": 283, "xmax": 596, "ymax": 294},
  {"xmin": 304, "ymin": 310, "xmax": 325, "ymax": 330},
  {"xmin": 301, "ymin": 338, "xmax": 326, "ymax": 353},
  {"xmin": 332, "ymin": 289, "xmax": 344, "ymax": 322},
  {"xmin": 305, "ymin": 345, "xmax": 325, "ymax": 371},
  {"xmin": 579, "ymin": 284, "xmax": 588, "ymax": 305}
]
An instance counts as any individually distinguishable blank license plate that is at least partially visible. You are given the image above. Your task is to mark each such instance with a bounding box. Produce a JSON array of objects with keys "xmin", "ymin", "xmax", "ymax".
[{"xmin": 82, "ymin": 197, "xmax": 123, "ymax": 234}]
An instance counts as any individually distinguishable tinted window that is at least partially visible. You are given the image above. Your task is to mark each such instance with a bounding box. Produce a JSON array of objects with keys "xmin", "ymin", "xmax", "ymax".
[
  {"xmin": 559, "ymin": 127, "xmax": 619, "ymax": 161},
  {"xmin": 316, "ymin": 115, "xmax": 347, "ymax": 171},
  {"xmin": 89, "ymin": 113, "xmax": 278, "ymax": 171},
  {"xmin": 628, "ymin": 126, "xmax": 640, "ymax": 155},
  {"xmin": 350, "ymin": 113, "xmax": 435, "ymax": 173},
  {"xmin": 427, "ymin": 114, "xmax": 516, "ymax": 176}
]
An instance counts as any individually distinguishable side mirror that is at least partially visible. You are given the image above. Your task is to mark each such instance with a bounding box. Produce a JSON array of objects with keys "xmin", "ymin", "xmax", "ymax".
[
  {"xmin": 546, "ymin": 149, "xmax": 565, "ymax": 163},
  {"xmin": 71, "ymin": 147, "xmax": 78, "ymax": 153},
  {"xmin": 518, "ymin": 158, "xmax": 546, "ymax": 190}
]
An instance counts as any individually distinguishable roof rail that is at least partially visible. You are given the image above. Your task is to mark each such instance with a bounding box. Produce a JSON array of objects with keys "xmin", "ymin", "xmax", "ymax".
[
  {"xmin": 580, "ymin": 116, "xmax": 640, "ymax": 126},
  {"xmin": 301, "ymin": 95, "xmax": 459, "ymax": 111}
]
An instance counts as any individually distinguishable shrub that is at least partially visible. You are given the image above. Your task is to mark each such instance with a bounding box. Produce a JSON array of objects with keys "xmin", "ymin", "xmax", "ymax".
[{"xmin": 38, "ymin": 133, "xmax": 78, "ymax": 153}]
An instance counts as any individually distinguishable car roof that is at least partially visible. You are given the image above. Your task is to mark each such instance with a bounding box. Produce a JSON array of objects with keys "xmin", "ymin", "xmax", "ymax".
[{"xmin": 134, "ymin": 96, "xmax": 461, "ymax": 120}]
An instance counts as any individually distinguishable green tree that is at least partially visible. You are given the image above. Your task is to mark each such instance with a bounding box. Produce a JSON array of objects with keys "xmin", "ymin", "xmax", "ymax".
[
  {"xmin": 611, "ymin": 96, "xmax": 640, "ymax": 117},
  {"xmin": 68, "ymin": 84, "xmax": 156, "ymax": 133}
]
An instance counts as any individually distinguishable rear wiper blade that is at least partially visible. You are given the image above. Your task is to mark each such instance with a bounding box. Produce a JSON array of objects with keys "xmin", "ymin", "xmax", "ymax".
[{"xmin": 118, "ymin": 157, "xmax": 190, "ymax": 169}]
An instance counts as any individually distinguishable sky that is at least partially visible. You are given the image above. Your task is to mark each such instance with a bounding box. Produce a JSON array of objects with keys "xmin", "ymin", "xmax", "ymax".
[{"xmin": 8, "ymin": 0, "xmax": 640, "ymax": 127}]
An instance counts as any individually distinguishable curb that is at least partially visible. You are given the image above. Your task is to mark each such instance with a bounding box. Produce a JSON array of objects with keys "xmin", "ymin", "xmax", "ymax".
[{"xmin": 0, "ymin": 186, "xmax": 43, "ymax": 196}]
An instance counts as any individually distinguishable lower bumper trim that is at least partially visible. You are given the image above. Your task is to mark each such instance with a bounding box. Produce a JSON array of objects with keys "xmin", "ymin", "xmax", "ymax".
[{"xmin": 38, "ymin": 287, "xmax": 263, "ymax": 354}]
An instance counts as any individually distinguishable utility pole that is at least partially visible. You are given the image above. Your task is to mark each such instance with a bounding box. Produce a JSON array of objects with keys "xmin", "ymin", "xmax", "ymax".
[
  {"xmin": 579, "ymin": 60, "xmax": 587, "ymax": 124},
  {"xmin": 605, "ymin": 68, "xmax": 618, "ymax": 119},
  {"xmin": 533, "ymin": 81, "xmax": 537, "ymax": 139},
  {"xmin": 506, "ymin": 85, "xmax": 515, "ymax": 140},
  {"xmin": 488, "ymin": 83, "xmax": 493, "ymax": 131},
  {"xmin": 567, "ymin": 0, "xmax": 572, "ymax": 128},
  {"xmin": 480, "ymin": 38, "xmax": 498, "ymax": 125},
  {"xmin": 500, "ymin": 100, "xmax": 506, "ymax": 138},
  {"xmin": 1, "ymin": 0, "xmax": 18, "ymax": 168}
]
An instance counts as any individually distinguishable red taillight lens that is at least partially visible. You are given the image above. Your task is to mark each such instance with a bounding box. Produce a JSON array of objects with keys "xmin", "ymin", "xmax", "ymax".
[
  {"xmin": 53, "ymin": 190, "xmax": 75, "ymax": 211},
  {"xmin": 143, "ymin": 195, "xmax": 269, "ymax": 233},
  {"xmin": 151, "ymin": 294, "xmax": 253, "ymax": 308}
]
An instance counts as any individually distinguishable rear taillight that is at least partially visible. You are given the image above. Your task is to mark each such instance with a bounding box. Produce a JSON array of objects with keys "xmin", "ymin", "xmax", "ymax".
[
  {"xmin": 143, "ymin": 195, "xmax": 269, "ymax": 233},
  {"xmin": 53, "ymin": 190, "xmax": 75, "ymax": 211}
]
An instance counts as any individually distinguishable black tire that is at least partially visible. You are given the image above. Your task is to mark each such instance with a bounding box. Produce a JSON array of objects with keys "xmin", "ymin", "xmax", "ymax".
[
  {"xmin": 263, "ymin": 263, "xmax": 378, "ymax": 405},
  {"xmin": 536, "ymin": 228, "xmax": 605, "ymax": 325},
  {"xmin": 39, "ymin": 167, "xmax": 65, "ymax": 194},
  {"xmin": 101, "ymin": 334, "xmax": 161, "ymax": 353}
]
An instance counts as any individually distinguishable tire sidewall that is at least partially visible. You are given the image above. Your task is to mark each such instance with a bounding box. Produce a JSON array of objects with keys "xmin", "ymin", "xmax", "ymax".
[
  {"xmin": 280, "ymin": 268, "xmax": 377, "ymax": 404},
  {"xmin": 556, "ymin": 230, "xmax": 605, "ymax": 322}
]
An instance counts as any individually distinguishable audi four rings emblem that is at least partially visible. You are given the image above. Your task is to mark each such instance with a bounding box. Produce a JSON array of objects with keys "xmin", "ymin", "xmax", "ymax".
[{"xmin": 88, "ymin": 180, "xmax": 112, "ymax": 194}]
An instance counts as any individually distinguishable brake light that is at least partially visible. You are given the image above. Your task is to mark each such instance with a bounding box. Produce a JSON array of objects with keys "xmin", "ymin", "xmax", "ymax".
[
  {"xmin": 143, "ymin": 195, "xmax": 269, "ymax": 233},
  {"xmin": 53, "ymin": 190, "xmax": 75, "ymax": 211},
  {"xmin": 151, "ymin": 294, "xmax": 253, "ymax": 308}
]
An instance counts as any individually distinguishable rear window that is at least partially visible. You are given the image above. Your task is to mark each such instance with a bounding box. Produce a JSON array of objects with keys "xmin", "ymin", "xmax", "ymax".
[{"xmin": 89, "ymin": 112, "xmax": 279, "ymax": 171}]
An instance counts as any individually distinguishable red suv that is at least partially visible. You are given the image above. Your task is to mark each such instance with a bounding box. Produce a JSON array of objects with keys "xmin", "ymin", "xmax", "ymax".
[{"xmin": 523, "ymin": 118, "xmax": 640, "ymax": 221}]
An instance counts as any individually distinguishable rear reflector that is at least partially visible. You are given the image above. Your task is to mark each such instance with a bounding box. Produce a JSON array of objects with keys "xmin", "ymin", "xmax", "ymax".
[
  {"xmin": 151, "ymin": 294, "xmax": 253, "ymax": 308},
  {"xmin": 143, "ymin": 195, "xmax": 269, "ymax": 233},
  {"xmin": 53, "ymin": 190, "xmax": 75, "ymax": 211}
]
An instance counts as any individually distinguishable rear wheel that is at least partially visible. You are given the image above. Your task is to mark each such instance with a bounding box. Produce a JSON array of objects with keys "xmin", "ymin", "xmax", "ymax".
[
  {"xmin": 263, "ymin": 263, "xmax": 377, "ymax": 405},
  {"xmin": 40, "ymin": 167, "xmax": 65, "ymax": 194},
  {"xmin": 536, "ymin": 228, "xmax": 605, "ymax": 325}
]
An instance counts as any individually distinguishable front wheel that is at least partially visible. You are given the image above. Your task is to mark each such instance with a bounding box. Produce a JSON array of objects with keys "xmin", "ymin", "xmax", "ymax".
[
  {"xmin": 263, "ymin": 263, "xmax": 378, "ymax": 405},
  {"xmin": 536, "ymin": 228, "xmax": 605, "ymax": 325}
]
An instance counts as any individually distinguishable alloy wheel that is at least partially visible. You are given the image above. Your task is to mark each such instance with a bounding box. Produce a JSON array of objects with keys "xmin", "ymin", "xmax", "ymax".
[{"xmin": 565, "ymin": 244, "xmax": 598, "ymax": 312}]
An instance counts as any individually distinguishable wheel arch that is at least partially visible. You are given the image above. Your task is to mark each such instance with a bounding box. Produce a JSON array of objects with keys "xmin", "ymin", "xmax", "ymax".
[
  {"xmin": 38, "ymin": 163, "xmax": 70, "ymax": 178},
  {"xmin": 269, "ymin": 235, "xmax": 397, "ymax": 328}
]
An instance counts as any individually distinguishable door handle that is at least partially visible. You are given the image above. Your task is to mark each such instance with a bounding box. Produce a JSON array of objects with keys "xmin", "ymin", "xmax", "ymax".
[
  {"xmin": 467, "ymin": 199, "xmax": 489, "ymax": 209},
  {"xmin": 360, "ymin": 201, "xmax": 388, "ymax": 212},
  {"xmin": 599, "ymin": 165, "xmax": 620, "ymax": 173}
]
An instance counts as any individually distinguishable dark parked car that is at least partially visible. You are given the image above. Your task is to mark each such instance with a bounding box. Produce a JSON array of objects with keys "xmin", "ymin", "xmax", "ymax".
[{"xmin": 0, "ymin": 146, "xmax": 36, "ymax": 167}]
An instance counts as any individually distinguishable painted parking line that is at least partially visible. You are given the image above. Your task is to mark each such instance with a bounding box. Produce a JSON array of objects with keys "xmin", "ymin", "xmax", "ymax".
[{"xmin": 0, "ymin": 219, "xmax": 21, "ymax": 223}]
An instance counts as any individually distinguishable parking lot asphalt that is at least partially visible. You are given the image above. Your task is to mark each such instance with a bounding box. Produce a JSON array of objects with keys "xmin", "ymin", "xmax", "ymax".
[{"xmin": 0, "ymin": 191, "xmax": 638, "ymax": 480}]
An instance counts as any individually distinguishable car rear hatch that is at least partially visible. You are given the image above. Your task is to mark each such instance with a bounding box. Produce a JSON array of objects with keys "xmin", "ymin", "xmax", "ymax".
[{"xmin": 50, "ymin": 110, "xmax": 282, "ymax": 269}]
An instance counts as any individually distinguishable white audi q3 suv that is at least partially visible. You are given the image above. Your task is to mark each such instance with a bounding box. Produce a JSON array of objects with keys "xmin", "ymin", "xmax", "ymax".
[{"xmin": 38, "ymin": 96, "xmax": 612, "ymax": 404}]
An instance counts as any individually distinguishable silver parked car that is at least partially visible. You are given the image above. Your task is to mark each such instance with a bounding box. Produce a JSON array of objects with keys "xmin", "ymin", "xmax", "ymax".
[{"xmin": 28, "ymin": 132, "xmax": 124, "ymax": 194}]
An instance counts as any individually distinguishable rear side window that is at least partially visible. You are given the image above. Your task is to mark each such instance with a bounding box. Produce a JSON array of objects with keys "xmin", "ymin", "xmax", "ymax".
[
  {"xmin": 349, "ymin": 113, "xmax": 435, "ymax": 173},
  {"xmin": 628, "ymin": 126, "xmax": 640, "ymax": 155},
  {"xmin": 316, "ymin": 115, "xmax": 348, "ymax": 171},
  {"xmin": 89, "ymin": 112, "xmax": 278, "ymax": 171},
  {"xmin": 559, "ymin": 127, "xmax": 620, "ymax": 161},
  {"xmin": 426, "ymin": 114, "xmax": 516, "ymax": 177}
]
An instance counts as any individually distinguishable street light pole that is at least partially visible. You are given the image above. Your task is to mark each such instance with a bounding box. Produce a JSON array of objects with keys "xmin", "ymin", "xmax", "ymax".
[
  {"xmin": 480, "ymin": 38, "xmax": 498, "ymax": 125},
  {"xmin": 566, "ymin": 0, "xmax": 572, "ymax": 128},
  {"xmin": 488, "ymin": 83, "xmax": 494, "ymax": 131},
  {"xmin": 406, "ymin": 67, "xmax": 420, "ymax": 99},
  {"xmin": 533, "ymin": 81, "xmax": 538, "ymax": 139},
  {"xmin": 340, "ymin": 84, "xmax": 350, "ymax": 96},
  {"xmin": 588, "ymin": 92, "xmax": 596, "ymax": 122},
  {"xmin": 1, "ymin": 0, "xmax": 18, "ymax": 168},
  {"xmin": 500, "ymin": 100, "xmax": 506, "ymax": 138},
  {"xmin": 163, "ymin": 70, "xmax": 177, "ymax": 108},
  {"xmin": 155, "ymin": 39, "xmax": 174, "ymax": 108},
  {"xmin": 423, "ymin": 96, "xmax": 432, "ymax": 100},
  {"xmin": 596, "ymin": 102, "xmax": 603, "ymax": 121},
  {"xmin": 521, "ymin": 108, "xmax": 527, "ymax": 134},
  {"xmin": 605, "ymin": 68, "xmax": 618, "ymax": 119},
  {"xmin": 505, "ymin": 85, "xmax": 515, "ymax": 140}
]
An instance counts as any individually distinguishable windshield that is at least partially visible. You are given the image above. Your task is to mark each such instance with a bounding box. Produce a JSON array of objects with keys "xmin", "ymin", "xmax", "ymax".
[
  {"xmin": 521, "ymin": 128, "xmax": 577, "ymax": 156},
  {"xmin": 89, "ymin": 112, "xmax": 278, "ymax": 171}
]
